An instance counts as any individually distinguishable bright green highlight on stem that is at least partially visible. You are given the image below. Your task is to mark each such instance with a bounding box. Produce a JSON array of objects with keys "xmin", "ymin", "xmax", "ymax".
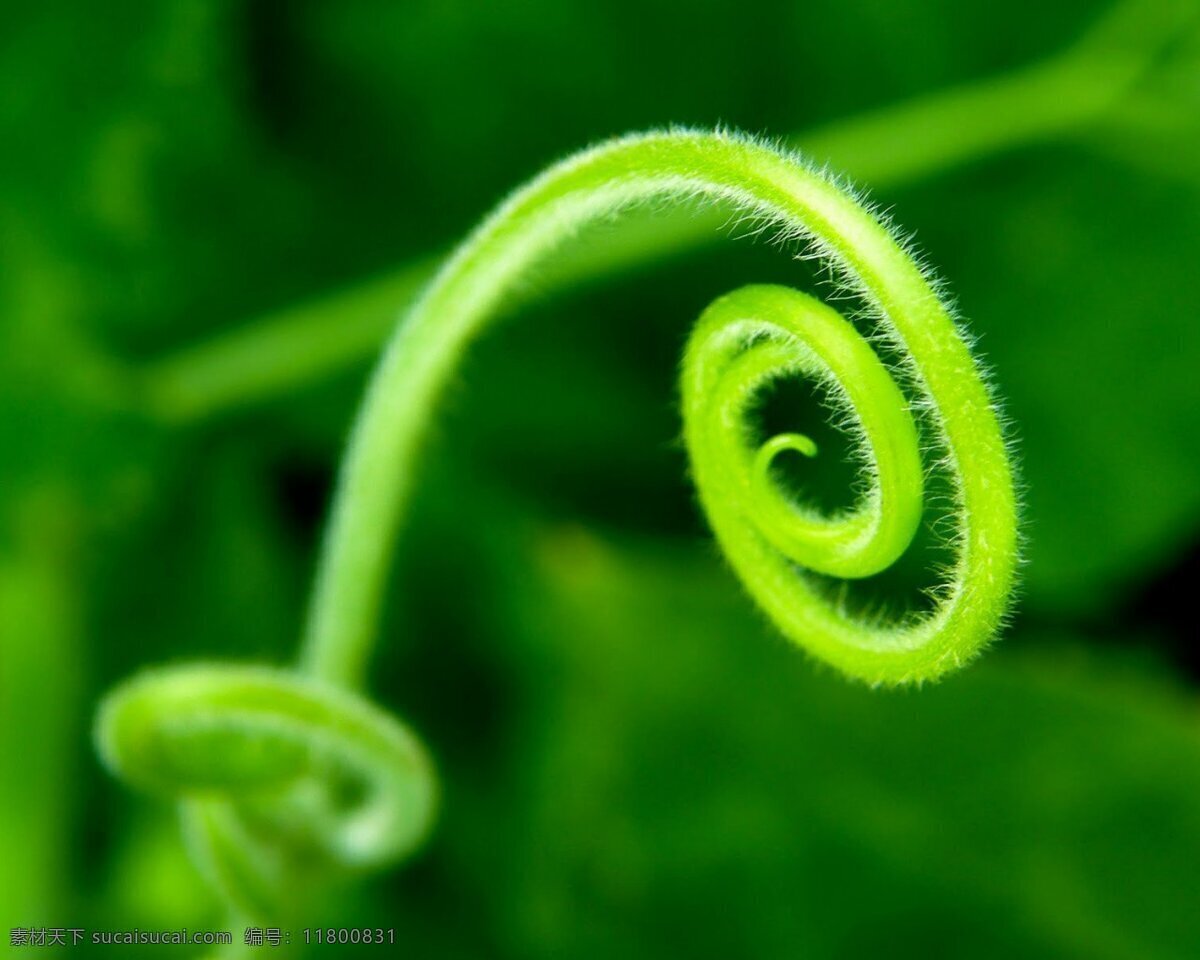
[
  {"xmin": 95, "ymin": 129, "xmax": 1019, "ymax": 918},
  {"xmin": 304, "ymin": 129, "xmax": 1018, "ymax": 686}
]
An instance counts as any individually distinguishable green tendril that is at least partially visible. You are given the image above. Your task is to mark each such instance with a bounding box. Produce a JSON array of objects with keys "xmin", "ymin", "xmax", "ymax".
[
  {"xmin": 95, "ymin": 129, "xmax": 1019, "ymax": 917},
  {"xmin": 682, "ymin": 282, "xmax": 1014, "ymax": 681},
  {"xmin": 94, "ymin": 665, "xmax": 435, "ymax": 918},
  {"xmin": 304, "ymin": 129, "xmax": 1018, "ymax": 687}
]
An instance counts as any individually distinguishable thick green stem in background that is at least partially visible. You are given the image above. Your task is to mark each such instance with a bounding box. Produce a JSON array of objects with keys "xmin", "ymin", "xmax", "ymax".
[
  {"xmin": 0, "ymin": 555, "xmax": 79, "ymax": 930},
  {"xmin": 138, "ymin": 0, "xmax": 1195, "ymax": 424}
]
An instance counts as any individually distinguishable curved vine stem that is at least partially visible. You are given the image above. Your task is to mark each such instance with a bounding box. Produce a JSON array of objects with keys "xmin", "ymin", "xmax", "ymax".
[
  {"xmin": 303, "ymin": 129, "xmax": 1017, "ymax": 687},
  {"xmin": 96, "ymin": 129, "xmax": 1019, "ymax": 920}
]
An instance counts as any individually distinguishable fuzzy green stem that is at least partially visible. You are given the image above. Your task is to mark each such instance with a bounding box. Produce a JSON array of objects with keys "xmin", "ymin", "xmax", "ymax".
[{"xmin": 301, "ymin": 130, "xmax": 1018, "ymax": 688}]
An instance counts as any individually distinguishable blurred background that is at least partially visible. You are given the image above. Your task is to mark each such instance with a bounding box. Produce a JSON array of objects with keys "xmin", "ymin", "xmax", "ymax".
[{"xmin": 2, "ymin": 0, "xmax": 1199, "ymax": 955}]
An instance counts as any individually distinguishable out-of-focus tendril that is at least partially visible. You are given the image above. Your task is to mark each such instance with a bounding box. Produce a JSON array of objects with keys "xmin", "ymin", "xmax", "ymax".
[{"xmin": 95, "ymin": 667, "xmax": 434, "ymax": 919}]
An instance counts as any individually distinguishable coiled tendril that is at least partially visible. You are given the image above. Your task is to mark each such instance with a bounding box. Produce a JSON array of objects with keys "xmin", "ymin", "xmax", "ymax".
[
  {"xmin": 95, "ymin": 666, "xmax": 434, "ymax": 918},
  {"xmin": 95, "ymin": 130, "xmax": 1019, "ymax": 917}
]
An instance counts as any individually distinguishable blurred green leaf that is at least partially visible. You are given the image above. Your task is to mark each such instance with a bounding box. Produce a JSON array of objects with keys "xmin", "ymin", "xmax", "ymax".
[{"xmin": 451, "ymin": 527, "xmax": 1200, "ymax": 959}]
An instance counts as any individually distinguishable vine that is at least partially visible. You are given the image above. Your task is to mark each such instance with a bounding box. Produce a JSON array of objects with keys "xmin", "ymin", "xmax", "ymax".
[{"xmin": 95, "ymin": 130, "xmax": 1019, "ymax": 919}]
